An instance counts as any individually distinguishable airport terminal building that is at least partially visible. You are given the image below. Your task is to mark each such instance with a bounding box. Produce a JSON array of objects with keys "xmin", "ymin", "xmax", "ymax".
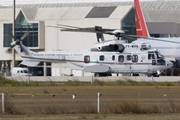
[{"xmin": 0, "ymin": 0, "xmax": 180, "ymax": 76}]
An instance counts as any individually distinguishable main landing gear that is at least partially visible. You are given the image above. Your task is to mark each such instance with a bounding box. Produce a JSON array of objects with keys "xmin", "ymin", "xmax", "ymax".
[
  {"xmin": 94, "ymin": 72, "xmax": 112, "ymax": 77},
  {"xmin": 147, "ymin": 73, "xmax": 159, "ymax": 77}
]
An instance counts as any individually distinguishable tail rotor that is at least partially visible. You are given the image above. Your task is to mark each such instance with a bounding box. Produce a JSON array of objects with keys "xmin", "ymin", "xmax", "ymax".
[{"xmin": 5, "ymin": 31, "xmax": 30, "ymax": 53}]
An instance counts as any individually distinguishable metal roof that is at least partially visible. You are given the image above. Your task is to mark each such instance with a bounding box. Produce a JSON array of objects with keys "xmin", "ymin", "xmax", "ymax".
[
  {"xmin": 0, "ymin": 6, "xmax": 132, "ymax": 22},
  {"xmin": 1, "ymin": 0, "xmax": 180, "ymax": 23},
  {"xmin": 1, "ymin": 0, "xmax": 180, "ymax": 10}
]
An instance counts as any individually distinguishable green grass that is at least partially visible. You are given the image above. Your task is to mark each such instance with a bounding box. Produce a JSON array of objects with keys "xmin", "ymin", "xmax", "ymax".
[
  {"xmin": 0, "ymin": 75, "xmax": 178, "ymax": 87},
  {"xmin": 43, "ymin": 89, "xmax": 49, "ymax": 94}
]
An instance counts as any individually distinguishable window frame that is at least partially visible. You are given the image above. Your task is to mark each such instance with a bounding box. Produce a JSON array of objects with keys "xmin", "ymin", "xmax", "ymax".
[
  {"xmin": 118, "ymin": 55, "xmax": 124, "ymax": 63},
  {"xmin": 148, "ymin": 54, "xmax": 155, "ymax": 60},
  {"xmin": 99, "ymin": 55, "xmax": 105, "ymax": 61},
  {"xmin": 84, "ymin": 55, "xmax": 90, "ymax": 63},
  {"xmin": 127, "ymin": 55, "xmax": 131, "ymax": 61},
  {"xmin": 112, "ymin": 55, "xmax": 115, "ymax": 61},
  {"xmin": 132, "ymin": 55, "xmax": 138, "ymax": 63}
]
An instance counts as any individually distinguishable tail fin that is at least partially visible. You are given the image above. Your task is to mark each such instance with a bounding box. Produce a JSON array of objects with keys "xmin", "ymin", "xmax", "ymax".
[
  {"xmin": 14, "ymin": 41, "xmax": 40, "ymax": 67},
  {"xmin": 14, "ymin": 41, "xmax": 33, "ymax": 56},
  {"xmin": 134, "ymin": 0, "xmax": 150, "ymax": 37}
]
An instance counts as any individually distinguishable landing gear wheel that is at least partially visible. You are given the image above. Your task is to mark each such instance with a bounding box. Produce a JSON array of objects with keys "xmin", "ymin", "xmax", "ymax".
[
  {"xmin": 107, "ymin": 73, "xmax": 112, "ymax": 76},
  {"xmin": 94, "ymin": 73, "xmax": 99, "ymax": 77},
  {"xmin": 152, "ymin": 73, "xmax": 159, "ymax": 77}
]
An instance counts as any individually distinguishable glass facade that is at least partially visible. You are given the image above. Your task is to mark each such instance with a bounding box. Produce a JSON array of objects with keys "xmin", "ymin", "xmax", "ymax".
[
  {"xmin": 122, "ymin": 9, "xmax": 136, "ymax": 43},
  {"xmin": 4, "ymin": 11, "xmax": 38, "ymax": 47}
]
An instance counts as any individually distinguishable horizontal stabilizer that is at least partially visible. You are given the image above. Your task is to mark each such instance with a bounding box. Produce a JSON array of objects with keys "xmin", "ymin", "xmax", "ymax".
[
  {"xmin": 84, "ymin": 65, "xmax": 110, "ymax": 72},
  {"xmin": 19, "ymin": 60, "xmax": 40, "ymax": 67}
]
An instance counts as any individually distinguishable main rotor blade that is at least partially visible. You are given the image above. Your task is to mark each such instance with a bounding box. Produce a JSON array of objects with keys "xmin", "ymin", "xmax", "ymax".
[
  {"xmin": 127, "ymin": 35, "xmax": 149, "ymax": 39},
  {"xmin": 56, "ymin": 24, "xmax": 117, "ymax": 32},
  {"xmin": 57, "ymin": 24, "xmax": 82, "ymax": 29},
  {"xmin": 122, "ymin": 35, "xmax": 136, "ymax": 40},
  {"xmin": 5, "ymin": 44, "xmax": 16, "ymax": 53},
  {"xmin": 49, "ymin": 24, "xmax": 126, "ymax": 39},
  {"xmin": 20, "ymin": 31, "xmax": 30, "ymax": 41},
  {"xmin": 48, "ymin": 26, "xmax": 96, "ymax": 32},
  {"xmin": 127, "ymin": 35, "xmax": 180, "ymax": 44}
]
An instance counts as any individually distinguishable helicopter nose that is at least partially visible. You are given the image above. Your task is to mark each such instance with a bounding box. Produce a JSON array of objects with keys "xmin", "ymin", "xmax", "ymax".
[{"xmin": 166, "ymin": 60, "xmax": 173, "ymax": 67}]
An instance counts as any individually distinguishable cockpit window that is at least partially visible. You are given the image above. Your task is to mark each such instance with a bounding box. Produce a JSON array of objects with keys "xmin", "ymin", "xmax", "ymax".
[
  {"xmin": 157, "ymin": 60, "xmax": 165, "ymax": 65},
  {"xmin": 84, "ymin": 56, "xmax": 90, "ymax": 63},
  {"xmin": 155, "ymin": 51, "xmax": 163, "ymax": 59},
  {"xmin": 148, "ymin": 54, "xmax": 155, "ymax": 60}
]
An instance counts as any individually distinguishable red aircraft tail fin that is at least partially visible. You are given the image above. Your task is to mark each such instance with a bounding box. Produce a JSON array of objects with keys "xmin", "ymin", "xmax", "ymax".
[{"xmin": 134, "ymin": 0, "xmax": 149, "ymax": 37}]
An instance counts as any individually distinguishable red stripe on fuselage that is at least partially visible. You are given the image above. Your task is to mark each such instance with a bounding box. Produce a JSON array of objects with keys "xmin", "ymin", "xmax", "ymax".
[{"xmin": 163, "ymin": 55, "xmax": 180, "ymax": 57}]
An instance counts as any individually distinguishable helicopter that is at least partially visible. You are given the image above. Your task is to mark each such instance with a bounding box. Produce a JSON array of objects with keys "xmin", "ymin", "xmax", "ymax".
[{"xmin": 6, "ymin": 25, "xmax": 173, "ymax": 77}]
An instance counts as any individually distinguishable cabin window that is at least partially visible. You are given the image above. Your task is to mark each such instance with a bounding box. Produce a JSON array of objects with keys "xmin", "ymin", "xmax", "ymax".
[
  {"xmin": 152, "ymin": 60, "xmax": 156, "ymax": 65},
  {"xmin": 84, "ymin": 56, "xmax": 90, "ymax": 63},
  {"xmin": 118, "ymin": 55, "xmax": 124, "ymax": 63},
  {"xmin": 132, "ymin": 55, "xmax": 138, "ymax": 62},
  {"xmin": 148, "ymin": 54, "xmax": 155, "ymax": 59},
  {"xmin": 127, "ymin": 55, "xmax": 131, "ymax": 61},
  {"xmin": 100, "ymin": 55, "xmax": 105, "ymax": 61},
  {"xmin": 112, "ymin": 55, "xmax": 115, "ymax": 61}
]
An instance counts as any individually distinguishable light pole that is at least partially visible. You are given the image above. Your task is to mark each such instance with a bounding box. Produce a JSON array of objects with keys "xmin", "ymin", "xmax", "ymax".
[{"xmin": 11, "ymin": 0, "xmax": 16, "ymax": 70}]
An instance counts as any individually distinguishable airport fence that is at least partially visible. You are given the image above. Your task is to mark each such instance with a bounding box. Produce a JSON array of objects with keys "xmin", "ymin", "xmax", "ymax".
[{"xmin": 1, "ymin": 93, "xmax": 180, "ymax": 115}]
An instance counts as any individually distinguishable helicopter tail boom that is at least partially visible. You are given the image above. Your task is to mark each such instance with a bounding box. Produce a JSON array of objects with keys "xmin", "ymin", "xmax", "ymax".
[{"xmin": 13, "ymin": 41, "xmax": 40, "ymax": 67}]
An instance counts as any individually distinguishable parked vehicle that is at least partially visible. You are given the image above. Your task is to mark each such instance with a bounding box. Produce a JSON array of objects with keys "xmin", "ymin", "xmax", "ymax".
[{"xmin": 11, "ymin": 67, "xmax": 30, "ymax": 76}]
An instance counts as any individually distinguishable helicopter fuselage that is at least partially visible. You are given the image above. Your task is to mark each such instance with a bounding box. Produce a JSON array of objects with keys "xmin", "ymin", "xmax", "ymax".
[{"xmin": 21, "ymin": 47, "xmax": 172, "ymax": 75}]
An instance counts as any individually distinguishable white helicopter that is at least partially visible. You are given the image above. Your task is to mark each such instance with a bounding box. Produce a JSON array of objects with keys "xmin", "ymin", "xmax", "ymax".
[{"xmin": 7, "ymin": 25, "xmax": 173, "ymax": 77}]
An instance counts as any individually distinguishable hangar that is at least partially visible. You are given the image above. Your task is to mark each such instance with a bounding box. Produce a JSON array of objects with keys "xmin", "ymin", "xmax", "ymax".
[{"xmin": 0, "ymin": 0, "xmax": 180, "ymax": 76}]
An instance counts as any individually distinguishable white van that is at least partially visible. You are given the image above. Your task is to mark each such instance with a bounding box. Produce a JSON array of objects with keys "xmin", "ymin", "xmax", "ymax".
[{"xmin": 11, "ymin": 67, "xmax": 30, "ymax": 76}]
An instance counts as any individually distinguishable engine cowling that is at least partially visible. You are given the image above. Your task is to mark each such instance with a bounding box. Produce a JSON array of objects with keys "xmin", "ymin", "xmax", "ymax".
[{"xmin": 141, "ymin": 43, "xmax": 151, "ymax": 50}]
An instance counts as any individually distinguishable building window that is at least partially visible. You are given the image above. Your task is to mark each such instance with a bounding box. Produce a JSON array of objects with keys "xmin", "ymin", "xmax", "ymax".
[
  {"xmin": 132, "ymin": 55, "xmax": 138, "ymax": 62},
  {"xmin": 118, "ymin": 55, "xmax": 124, "ymax": 63},
  {"xmin": 84, "ymin": 56, "xmax": 90, "ymax": 63},
  {"xmin": 127, "ymin": 55, "xmax": 131, "ymax": 61},
  {"xmin": 3, "ymin": 11, "xmax": 38, "ymax": 47},
  {"xmin": 122, "ymin": 9, "xmax": 136, "ymax": 43},
  {"xmin": 100, "ymin": 55, "xmax": 104, "ymax": 61}
]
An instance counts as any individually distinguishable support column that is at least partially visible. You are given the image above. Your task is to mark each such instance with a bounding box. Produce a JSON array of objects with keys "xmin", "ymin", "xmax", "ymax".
[
  {"xmin": 1, "ymin": 61, "xmax": 4, "ymax": 72},
  {"xmin": 44, "ymin": 62, "xmax": 47, "ymax": 76},
  {"xmin": 2, "ymin": 93, "xmax": 5, "ymax": 114},
  {"xmin": 12, "ymin": 0, "xmax": 16, "ymax": 70},
  {"xmin": 5, "ymin": 61, "xmax": 10, "ymax": 76},
  {"xmin": 165, "ymin": 70, "xmax": 167, "ymax": 76},
  {"xmin": 170, "ymin": 69, "xmax": 174, "ymax": 76}
]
